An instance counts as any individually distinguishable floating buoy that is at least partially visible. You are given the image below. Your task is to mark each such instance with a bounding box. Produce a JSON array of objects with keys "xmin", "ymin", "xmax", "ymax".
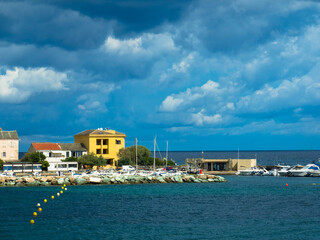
[
  {"xmin": 44, "ymin": 199, "xmax": 47, "ymax": 203},
  {"xmin": 37, "ymin": 203, "xmax": 41, "ymax": 207},
  {"xmin": 57, "ymin": 193, "xmax": 60, "ymax": 196},
  {"xmin": 30, "ymin": 219, "xmax": 35, "ymax": 224},
  {"xmin": 33, "ymin": 212, "xmax": 37, "ymax": 217},
  {"xmin": 38, "ymin": 208, "xmax": 42, "ymax": 212},
  {"xmin": 51, "ymin": 195, "xmax": 54, "ymax": 199},
  {"xmin": 65, "ymin": 188, "xmax": 67, "ymax": 191},
  {"xmin": 286, "ymin": 183, "xmax": 288, "ymax": 187},
  {"xmin": 60, "ymin": 191, "xmax": 63, "ymax": 194},
  {"xmin": 61, "ymin": 186, "xmax": 64, "ymax": 189}
]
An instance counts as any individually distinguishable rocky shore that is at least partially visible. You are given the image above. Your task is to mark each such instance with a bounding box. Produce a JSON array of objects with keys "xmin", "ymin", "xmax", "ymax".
[{"xmin": 0, "ymin": 174, "xmax": 226, "ymax": 187}]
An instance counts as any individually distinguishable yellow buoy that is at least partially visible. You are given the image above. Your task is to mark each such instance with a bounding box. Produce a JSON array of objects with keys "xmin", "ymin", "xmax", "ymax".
[
  {"xmin": 33, "ymin": 212, "xmax": 37, "ymax": 217},
  {"xmin": 61, "ymin": 186, "xmax": 64, "ymax": 189},
  {"xmin": 60, "ymin": 190, "xmax": 63, "ymax": 194},
  {"xmin": 65, "ymin": 188, "xmax": 67, "ymax": 191},
  {"xmin": 57, "ymin": 193, "xmax": 60, "ymax": 196},
  {"xmin": 30, "ymin": 219, "xmax": 35, "ymax": 224},
  {"xmin": 51, "ymin": 195, "xmax": 54, "ymax": 199},
  {"xmin": 63, "ymin": 184, "xmax": 66, "ymax": 187},
  {"xmin": 37, "ymin": 203, "xmax": 41, "ymax": 207},
  {"xmin": 38, "ymin": 208, "xmax": 42, "ymax": 212},
  {"xmin": 44, "ymin": 199, "xmax": 47, "ymax": 203}
]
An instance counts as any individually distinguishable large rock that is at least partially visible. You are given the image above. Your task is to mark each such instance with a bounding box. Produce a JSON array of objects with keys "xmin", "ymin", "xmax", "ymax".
[
  {"xmin": 0, "ymin": 177, "xmax": 5, "ymax": 183},
  {"xmin": 40, "ymin": 182, "xmax": 51, "ymax": 186},
  {"xmin": 89, "ymin": 177, "xmax": 102, "ymax": 184},
  {"xmin": 40, "ymin": 177, "xmax": 48, "ymax": 182},
  {"xmin": 25, "ymin": 178, "xmax": 34, "ymax": 183},
  {"xmin": 57, "ymin": 178, "xmax": 65, "ymax": 185},
  {"xmin": 69, "ymin": 177, "xmax": 75, "ymax": 184},
  {"xmin": 75, "ymin": 177, "xmax": 87, "ymax": 185},
  {"xmin": 51, "ymin": 178, "xmax": 58, "ymax": 185},
  {"xmin": 47, "ymin": 176, "xmax": 53, "ymax": 182}
]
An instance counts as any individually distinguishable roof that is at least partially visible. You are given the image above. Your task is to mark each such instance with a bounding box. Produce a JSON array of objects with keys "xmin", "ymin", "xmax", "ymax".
[
  {"xmin": 74, "ymin": 129, "xmax": 126, "ymax": 137},
  {"xmin": 0, "ymin": 130, "xmax": 19, "ymax": 140},
  {"xmin": 58, "ymin": 143, "xmax": 87, "ymax": 151},
  {"xmin": 32, "ymin": 143, "xmax": 61, "ymax": 151}
]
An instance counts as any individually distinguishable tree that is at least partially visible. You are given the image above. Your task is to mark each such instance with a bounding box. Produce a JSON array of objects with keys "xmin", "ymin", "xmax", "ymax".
[
  {"xmin": 21, "ymin": 152, "xmax": 46, "ymax": 162},
  {"xmin": 62, "ymin": 156, "xmax": 77, "ymax": 162},
  {"xmin": 76, "ymin": 153, "xmax": 107, "ymax": 169},
  {"xmin": 41, "ymin": 161, "xmax": 50, "ymax": 171},
  {"xmin": 0, "ymin": 159, "xmax": 3, "ymax": 170},
  {"xmin": 117, "ymin": 145, "xmax": 151, "ymax": 166},
  {"xmin": 117, "ymin": 145, "xmax": 169, "ymax": 167}
]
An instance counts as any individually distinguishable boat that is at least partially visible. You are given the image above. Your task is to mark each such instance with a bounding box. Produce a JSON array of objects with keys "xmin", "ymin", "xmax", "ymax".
[
  {"xmin": 236, "ymin": 167, "xmax": 261, "ymax": 176},
  {"xmin": 288, "ymin": 164, "xmax": 320, "ymax": 177},
  {"xmin": 273, "ymin": 164, "xmax": 292, "ymax": 177}
]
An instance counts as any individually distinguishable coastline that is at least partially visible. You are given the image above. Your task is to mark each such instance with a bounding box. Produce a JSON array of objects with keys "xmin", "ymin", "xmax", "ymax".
[{"xmin": 0, "ymin": 174, "xmax": 226, "ymax": 187}]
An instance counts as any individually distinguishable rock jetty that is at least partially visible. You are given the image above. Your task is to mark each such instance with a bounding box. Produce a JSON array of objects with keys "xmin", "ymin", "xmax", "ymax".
[{"xmin": 0, "ymin": 174, "xmax": 226, "ymax": 187}]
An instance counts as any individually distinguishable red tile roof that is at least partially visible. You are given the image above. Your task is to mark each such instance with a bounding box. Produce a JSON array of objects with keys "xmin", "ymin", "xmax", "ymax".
[{"xmin": 32, "ymin": 143, "xmax": 61, "ymax": 151}]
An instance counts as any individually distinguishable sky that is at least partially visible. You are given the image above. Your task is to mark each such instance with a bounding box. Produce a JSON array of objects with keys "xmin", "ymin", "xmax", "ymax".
[{"xmin": 1, "ymin": 0, "xmax": 320, "ymax": 152}]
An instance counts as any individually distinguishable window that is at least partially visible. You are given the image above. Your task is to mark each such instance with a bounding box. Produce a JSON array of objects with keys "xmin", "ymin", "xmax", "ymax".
[
  {"xmin": 96, "ymin": 149, "xmax": 101, "ymax": 154},
  {"xmin": 103, "ymin": 139, "xmax": 108, "ymax": 145},
  {"xmin": 103, "ymin": 149, "xmax": 108, "ymax": 154},
  {"xmin": 66, "ymin": 152, "xmax": 70, "ymax": 158},
  {"xmin": 10, "ymin": 152, "xmax": 14, "ymax": 158},
  {"xmin": 96, "ymin": 139, "xmax": 101, "ymax": 145},
  {"xmin": 49, "ymin": 152, "xmax": 52, "ymax": 157},
  {"xmin": 10, "ymin": 142, "xmax": 14, "ymax": 147},
  {"xmin": 2, "ymin": 152, "xmax": 6, "ymax": 157},
  {"xmin": 116, "ymin": 140, "xmax": 121, "ymax": 145},
  {"xmin": 2, "ymin": 142, "xmax": 6, "ymax": 148}
]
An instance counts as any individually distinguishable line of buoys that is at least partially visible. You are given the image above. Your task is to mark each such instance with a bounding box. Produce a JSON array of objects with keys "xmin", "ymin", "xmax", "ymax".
[{"xmin": 30, "ymin": 186, "xmax": 69, "ymax": 224}]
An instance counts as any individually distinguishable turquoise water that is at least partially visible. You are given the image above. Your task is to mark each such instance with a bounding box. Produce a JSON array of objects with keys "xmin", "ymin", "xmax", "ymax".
[{"xmin": 1, "ymin": 176, "xmax": 320, "ymax": 239}]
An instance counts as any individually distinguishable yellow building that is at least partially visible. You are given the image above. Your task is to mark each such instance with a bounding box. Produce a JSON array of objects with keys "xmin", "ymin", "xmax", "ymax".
[{"xmin": 74, "ymin": 128, "xmax": 126, "ymax": 167}]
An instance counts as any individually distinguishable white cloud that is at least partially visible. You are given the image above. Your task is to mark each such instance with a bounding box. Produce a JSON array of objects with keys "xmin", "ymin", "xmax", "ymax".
[
  {"xmin": 103, "ymin": 33, "xmax": 176, "ymax": 56},
  {"xmin": 160, "ymin": 80, "xmax": 223, "ymax": 112},
  {"xmin": 0, "ymin": 67, "xmax": 68, "ymax": 103},
  {"xmin": 191, "ymin": 109, "xmax": 222, "ymax": 126}
]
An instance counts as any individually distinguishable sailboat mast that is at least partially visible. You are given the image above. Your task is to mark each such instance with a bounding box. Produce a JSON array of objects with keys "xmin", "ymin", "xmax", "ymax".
[
  {"xmin": 237, "ymin": 147, "xmax": 239, "ymax": 171},
  {"xmin": 153, "ymin": 136, "xmax": 156, "ymax": 172},
  {"xmin": 135, "ymin": 137, "xmax": 138, "ymax": 172},
  {"xmin": 166, "ymin": 140, "xmax": 168, "ymax": 167}
]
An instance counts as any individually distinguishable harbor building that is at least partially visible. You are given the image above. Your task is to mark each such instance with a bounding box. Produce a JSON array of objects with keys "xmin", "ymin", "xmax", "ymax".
[
  {"xmin": 28, "ymin": 142, "xmax": 86, "ymax": 171},
  {"xmin": 186, "ymin": 158, "xmax": 256, "ymax": 175},
  {"xmin": 74, "ymin": 128, "xmax": 126, "ymax": 167},
  {"xmin": 0, "ymin": 128, "xmax": 19, "ymax": 162}
]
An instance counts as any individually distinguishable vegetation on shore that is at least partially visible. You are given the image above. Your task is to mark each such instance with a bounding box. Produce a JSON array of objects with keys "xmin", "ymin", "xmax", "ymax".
[
  {"xmin": 20, "ymin": 152, "xmax": 49, "ymax": 170},
  {"xmin": 117, "ymin": 145, "xmax": 175, "ymax": 167}
]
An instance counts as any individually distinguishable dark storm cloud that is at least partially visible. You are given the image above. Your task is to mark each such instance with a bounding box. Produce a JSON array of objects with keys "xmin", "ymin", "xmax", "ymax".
[
  {"xmin": 174, "ymin": 0, "xmax": 319, "ymax": 54},
  {"xmin": 0, "ymin": 1, "xmax": 110, "ymax": 50},
  {"xmin": 35, "ymin": 0, "xmax": 194, "ymax": 36}
]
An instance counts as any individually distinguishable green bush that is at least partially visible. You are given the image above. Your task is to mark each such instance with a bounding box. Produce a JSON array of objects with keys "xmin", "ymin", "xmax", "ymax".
[
  {"xmin": 41, "ymin": 161, "xmax": 50, "ymax": 171},
  {"xmin": 0, "ymin": 159, "xmax": 3, "ymax": 170},
  {"xmin": 21, "ymin": 152, "xmax": 46, "ymax": 162},
  {"xmin": 76, "ymin": 153, "xmax": 107, "ymax": 169}
]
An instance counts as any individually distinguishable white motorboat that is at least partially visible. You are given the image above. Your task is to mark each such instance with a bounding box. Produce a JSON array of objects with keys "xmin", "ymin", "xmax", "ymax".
[
  {"xmin": 236, "ymin": 167, "xmax": 260, "ymax": 176},
  {"xmin": 288, "ymin": 164, "xmax": 320, "ymax": 177},
  {"xmin": 274, "ymin": 164, "xmax": 292, "ymax": 177}
]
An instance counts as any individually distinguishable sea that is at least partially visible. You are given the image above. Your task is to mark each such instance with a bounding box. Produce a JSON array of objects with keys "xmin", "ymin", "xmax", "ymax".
[
  {"xmin": 157, "ymin": 150, "xmax": 320, "ymax": 166},
  {"xmin": 1, "ymin": 176, "xmax": 320, "ymax": 240},
  {"xmin": 20, "ymin": 150, "xmax": 320, "ymax": 166}
]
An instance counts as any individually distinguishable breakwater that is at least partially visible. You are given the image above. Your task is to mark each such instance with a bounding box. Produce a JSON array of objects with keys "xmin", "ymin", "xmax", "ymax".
[{"xmin": 0, "ymin": 174, "xmax": 226, "ymax": 187}]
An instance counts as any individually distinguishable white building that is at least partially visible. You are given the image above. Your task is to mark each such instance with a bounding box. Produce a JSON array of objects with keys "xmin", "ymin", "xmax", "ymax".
[{"xmin": 28, "ymin": 142, "xmax": 87, "ymax": 171}]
